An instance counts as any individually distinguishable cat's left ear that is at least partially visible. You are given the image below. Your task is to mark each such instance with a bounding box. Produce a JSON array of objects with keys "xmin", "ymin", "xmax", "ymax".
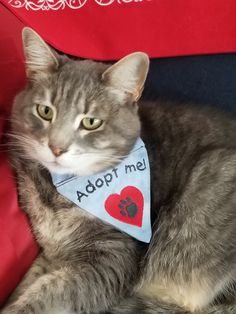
[
  {"xmin": 22, "ymin": 27, "xmax": 59, "ymax": 81},
  {"xmin": 102, "ymin": 52, "xmax": 149, "ymax": 102}
]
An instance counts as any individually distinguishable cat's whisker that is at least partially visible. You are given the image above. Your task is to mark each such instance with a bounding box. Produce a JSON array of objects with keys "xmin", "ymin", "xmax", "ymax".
[
  {"xmin": 0, "ymin": 117, "xmax": 23, "ymax": 127},
  {"xmin": 7, "ymin": 134, "xmax": 38, "ymax": 147},
  {"xmin": 7, "ymin": 132, "xmax": 32, "ymax": 139}
]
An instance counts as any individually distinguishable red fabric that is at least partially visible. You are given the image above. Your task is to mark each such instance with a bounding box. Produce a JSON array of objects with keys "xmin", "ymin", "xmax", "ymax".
[
  {"xmin": 1, "ymin": 0, "xmax": 236, "ymax": 306},
  {"xmin": 0, "ymin": 156, "xmax": 38, "ymax": 305},
  {"xmin": 0, "ymin": 119, "xmax": 38, "ymax": 306},
  {"xmin": 0, "ymin": 5, "xmax": 38, "ymax": 307},
  {"xmin": 0, "ymin": 4, "xmax": 25, "ymax": 116},
  {"xmin": 1, "ymin": 0, "xmax": 236, "ymax": 60}
]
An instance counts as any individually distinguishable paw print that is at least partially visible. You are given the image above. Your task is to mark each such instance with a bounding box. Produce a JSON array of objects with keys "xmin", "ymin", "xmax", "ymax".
[{"xmin": 119, "ymin": 197, "xmax": 138, "ymax": 218}]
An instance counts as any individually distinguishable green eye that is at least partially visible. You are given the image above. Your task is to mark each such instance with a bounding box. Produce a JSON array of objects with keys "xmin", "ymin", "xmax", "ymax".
[
  {"xmin": 36, "ymin": 104, "xmax": 53, "ymax": 121},
  {"xmin": 81, "ymin": 117, "xmax": 103, "ymax": 130}
]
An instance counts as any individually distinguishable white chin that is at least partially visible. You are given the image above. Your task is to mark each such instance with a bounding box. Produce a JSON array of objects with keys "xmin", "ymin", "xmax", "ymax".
[
  {"xmin": 41, "ymin": 161, "xmax": 76, "ymax": 175},
  {"xmin": 41, "ymin": 161, "xmax": 96, "ymax": 176}
]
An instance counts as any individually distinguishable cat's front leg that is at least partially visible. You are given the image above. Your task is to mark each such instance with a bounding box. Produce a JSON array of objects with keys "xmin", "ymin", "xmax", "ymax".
[
  {"xmin": 1, "ymin": 303, "xmax": 38, "ymax": 314},
  {"xmin": 1, "ymin": 269, "xmax": 76, "ymax": 314},
  {"xmin": 1, "ymin": 304, "xmax": 76, "ymax": 314},
  {"xmin": 1, "ymin": 248, "xmax": 137, "ymax": 314},
  {"xmin": 6, "ymin": 254, "xmax": 48, "ymax": 306}
]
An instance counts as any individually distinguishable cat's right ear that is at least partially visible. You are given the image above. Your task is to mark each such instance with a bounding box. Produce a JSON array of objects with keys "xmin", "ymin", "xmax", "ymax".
[
  {"xmin": 22, "ymin": 27, "xmax": 59, "ymax": 81},
  {"xmin": 102, "ymin": 52, "xmax": 150, "ymax": 102}
]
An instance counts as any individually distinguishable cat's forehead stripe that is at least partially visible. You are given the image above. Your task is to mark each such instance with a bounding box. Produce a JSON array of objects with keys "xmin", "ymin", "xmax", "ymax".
[
  {"xmin": 59, "ymin": 80, "xmax": 73, "ymax": 104},
  {"xmin": 33, "ymin": 89, "xmax": 53, "ymax": 108},
  {"xmin": 75, "ymin": 92, "xmax": 86, "ymax": 113},
  {"xmin": 86, "ymin": 101, "xmax": 98, "ymax": 115},
  {"xmin": 52, "ymin": 73, "xmax": 88, "ymax": 112},
  {"xmin": 45, "ymin": 89, "xmax": 53, "ymax": 105},
  {"xmin": 52, "ymin": 72, "xmax": 75, "ymax": 106}
]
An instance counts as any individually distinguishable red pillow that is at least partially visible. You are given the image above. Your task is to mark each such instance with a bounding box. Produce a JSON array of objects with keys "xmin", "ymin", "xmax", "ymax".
[
  {"xmin": 0, "ymin": 119, "xmax": 38, "ymax": 306},
  {"xmin": 0, "ymin": 5, "xmax": 38, "ymax": 306}
]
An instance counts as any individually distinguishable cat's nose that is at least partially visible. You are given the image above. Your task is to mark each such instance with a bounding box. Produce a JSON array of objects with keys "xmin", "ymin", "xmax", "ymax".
[{"xmin": 49, "ymin": 144, "xmax": 66, "ymax": 157}]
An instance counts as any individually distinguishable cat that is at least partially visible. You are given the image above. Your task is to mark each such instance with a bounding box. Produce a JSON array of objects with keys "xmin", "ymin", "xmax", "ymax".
[{"xmin": 2, "ymin": 27, "xmax": 236, "ymax": 314}]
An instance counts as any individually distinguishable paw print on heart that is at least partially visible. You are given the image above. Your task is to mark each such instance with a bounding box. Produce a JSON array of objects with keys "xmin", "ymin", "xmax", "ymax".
[
  {"xmin": 105, "ymin": 186, "xmax": 144, "ymax": 227},
  {"xmin": 118, "ymin": 197, "xmax": 138, "ymax": 218}
]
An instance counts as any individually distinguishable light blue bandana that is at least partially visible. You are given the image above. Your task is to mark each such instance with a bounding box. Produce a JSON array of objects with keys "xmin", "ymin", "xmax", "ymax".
[{"xmin": 51, "ymin": 138, "xmax": 151, "ymax": 243}]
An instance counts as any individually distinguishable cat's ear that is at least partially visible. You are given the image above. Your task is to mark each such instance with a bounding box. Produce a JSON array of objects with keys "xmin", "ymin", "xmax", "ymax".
[
  {"xmin": 22, "ymin": 27, "xmax": 59, "ymax": 80},
  {"xmin": 102, "ymin": 52, "xmax": 149, "ymax": 102}
]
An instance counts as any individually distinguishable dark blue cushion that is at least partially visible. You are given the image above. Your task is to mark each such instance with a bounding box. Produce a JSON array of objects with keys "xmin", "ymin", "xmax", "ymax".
[{"xmin": 143, "ymin": 54, "xmax": 236, "ymax": 112}]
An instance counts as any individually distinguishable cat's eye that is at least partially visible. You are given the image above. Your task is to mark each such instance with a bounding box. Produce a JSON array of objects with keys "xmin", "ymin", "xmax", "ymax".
[
  {"xmin": 36, "ymin": 104, "xmax": 54, "ymax": 122},
  {"xmin": 81, "ymin": 117, "xmax": 103, "ymax": 130}
]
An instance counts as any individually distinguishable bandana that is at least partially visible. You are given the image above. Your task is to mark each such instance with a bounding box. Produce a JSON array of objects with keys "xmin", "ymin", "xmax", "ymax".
[{"xmin": 51, "ymin": 138, "xmax": 151, "ymax": 243}]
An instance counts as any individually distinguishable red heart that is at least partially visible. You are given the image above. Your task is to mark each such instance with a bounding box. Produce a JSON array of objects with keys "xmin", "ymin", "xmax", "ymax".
[{"xmin": 104, "ymin": 186, "xmax": 144, "ymax": 227}]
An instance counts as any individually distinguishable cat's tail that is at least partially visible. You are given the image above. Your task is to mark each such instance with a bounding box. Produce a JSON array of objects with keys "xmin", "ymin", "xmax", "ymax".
[{"xmin": 109, "ymin": 296, "xmax": 188, "ymax": 314}]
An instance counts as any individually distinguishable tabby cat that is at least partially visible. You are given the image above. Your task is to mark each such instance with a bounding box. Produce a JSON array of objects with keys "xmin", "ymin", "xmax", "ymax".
[{"xmin": 2, "ymin": 27, "xmax": 236, "ymax": 314}]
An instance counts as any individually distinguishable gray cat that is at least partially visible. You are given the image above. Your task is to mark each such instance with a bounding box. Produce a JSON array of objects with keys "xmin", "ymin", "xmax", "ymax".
[{"xmin": 2, "ymin": 27, "xmax": 236, "ymax": 314}]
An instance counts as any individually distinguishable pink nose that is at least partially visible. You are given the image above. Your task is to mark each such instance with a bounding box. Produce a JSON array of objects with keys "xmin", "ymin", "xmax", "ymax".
[{"xmin": 49, "ymin": 145, "xmax": 65, "ymax": 157}]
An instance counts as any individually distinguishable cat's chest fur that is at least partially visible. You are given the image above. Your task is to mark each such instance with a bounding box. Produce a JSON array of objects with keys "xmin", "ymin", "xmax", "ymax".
[{"xmin": 17, "ymin": 168, "xmax": 106, "ymax": 261}]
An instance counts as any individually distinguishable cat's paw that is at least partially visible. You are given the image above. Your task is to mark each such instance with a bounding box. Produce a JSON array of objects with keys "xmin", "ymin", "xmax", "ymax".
[
  {"xmin": 1, "ymin": 304, "xmax": 34, "ymax": 314},
  {"xmin": 0, "ymin": 305, "xmax": 14, "ymax": 314},
  {"xmin": 118, "ymin": 197, "xmax": 138, "ymax": 218}
]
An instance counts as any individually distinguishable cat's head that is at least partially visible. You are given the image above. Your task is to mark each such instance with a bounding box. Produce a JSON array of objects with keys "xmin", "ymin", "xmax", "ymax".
[{"xmin": 12, "ymin": 28, "xmax": 149, "ymax": 176}]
